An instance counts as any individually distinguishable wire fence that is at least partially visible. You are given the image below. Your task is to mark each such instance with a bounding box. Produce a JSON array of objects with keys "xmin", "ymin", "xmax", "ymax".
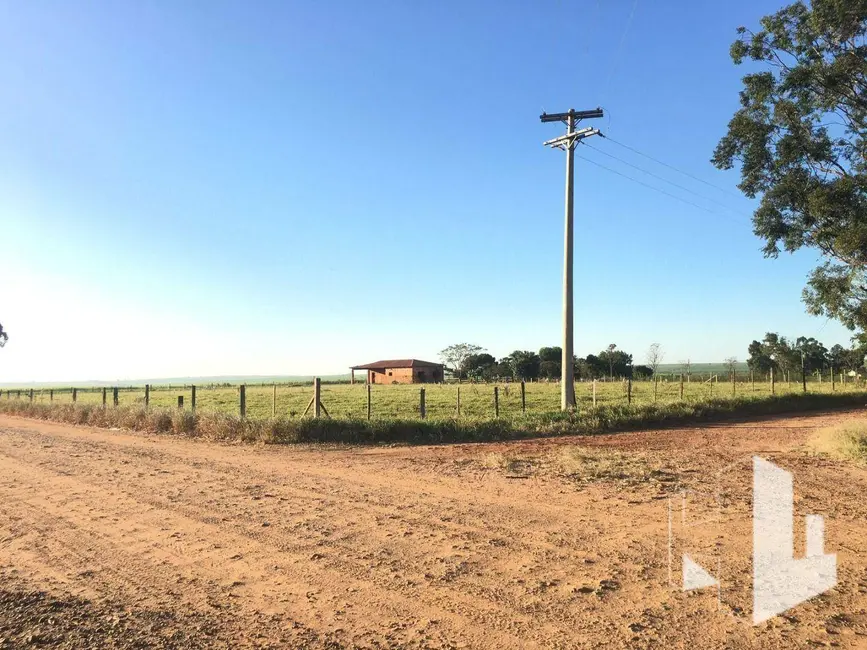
[{"xmin": 2, "ymin": 370, "xmax": 865, "ymax": 421}]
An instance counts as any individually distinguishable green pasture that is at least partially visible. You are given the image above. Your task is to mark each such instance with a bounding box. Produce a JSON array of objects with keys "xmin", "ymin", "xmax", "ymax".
[{"xmin": 5, "ymin": 375, "xmax": 864, "ymax": 421}]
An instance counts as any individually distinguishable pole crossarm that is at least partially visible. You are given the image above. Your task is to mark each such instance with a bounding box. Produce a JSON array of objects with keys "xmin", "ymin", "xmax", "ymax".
[{"xmin": 543, "ymin": 127, "xmax": 601, "ymax": 150}]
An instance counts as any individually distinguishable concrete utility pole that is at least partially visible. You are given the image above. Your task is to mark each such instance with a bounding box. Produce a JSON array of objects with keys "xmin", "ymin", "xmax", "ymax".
[{"xmin": 541, "ymin": 108, "xmax": 603, "ymax": 410}]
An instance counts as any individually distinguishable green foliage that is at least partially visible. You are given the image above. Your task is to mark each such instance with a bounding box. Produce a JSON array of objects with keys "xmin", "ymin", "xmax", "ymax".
[
  {"xmin": 438, "ymin": 343, "xmax": 485, "ymax": 378},
  {"xmin": 713, "ymin": 0, "xmax": 867, "ymax": 331},
  {"xmin": 509, "ymin": 350, "xmax": 541, "ymax": 381},
  {"xmin": 633, "ymin": 364, "xmax": 654, "ymax": 379}
]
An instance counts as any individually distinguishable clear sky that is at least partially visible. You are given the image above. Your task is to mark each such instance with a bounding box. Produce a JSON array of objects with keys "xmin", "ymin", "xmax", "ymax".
[{"xmin": 0, "ymin": 0, "xmax": 856, "ymax": 383}]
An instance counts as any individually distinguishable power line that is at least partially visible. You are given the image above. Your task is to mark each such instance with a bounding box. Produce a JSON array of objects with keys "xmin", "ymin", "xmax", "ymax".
[
  {"xmin": 575, "ymin": 153, "xmax": 742, "ymax": 221},
  {"xmin": 602, "ymin": 0, "xmax": 640, "ymax": 103},
  {"xmin": 583, "ymin": 142, "xmax": 750, "ymax": 219},
  {"xmin": 601, "ymin": 134, "xmax": 745, "ymax": 199}
]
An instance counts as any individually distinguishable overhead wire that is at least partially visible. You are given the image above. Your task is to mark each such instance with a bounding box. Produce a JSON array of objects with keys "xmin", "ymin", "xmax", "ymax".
[
  {"xmin": 573, "ymin": 153, "xmax": 735, "ymax": 218},
  {"xmin": 602, "ymin": 0, "xmax": 640, "ymax": 104},
  {"xmin": 582, "ymin": 142, "xmax": 750, "ymax": 219},
  {"xmin": 601, "ymin": 134, "xmax": 745, "ymax": 199}
]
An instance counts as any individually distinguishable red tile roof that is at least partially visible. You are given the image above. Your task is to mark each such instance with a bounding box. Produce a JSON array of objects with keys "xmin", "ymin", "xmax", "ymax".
[{"xmin": 350, "ymin": 359, "xmax": 443, "ymax": 370}]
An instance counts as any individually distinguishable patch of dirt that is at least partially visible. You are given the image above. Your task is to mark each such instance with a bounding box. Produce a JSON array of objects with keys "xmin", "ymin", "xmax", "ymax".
[{"xmin": 0, "ymin": 410, "xmax": 866, "ymax": 648}]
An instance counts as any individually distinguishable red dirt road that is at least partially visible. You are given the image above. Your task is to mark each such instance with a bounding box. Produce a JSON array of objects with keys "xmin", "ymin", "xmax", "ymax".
[{"xmin": 1, "ymin": 411, "xmax": 867, "ymax": 648}]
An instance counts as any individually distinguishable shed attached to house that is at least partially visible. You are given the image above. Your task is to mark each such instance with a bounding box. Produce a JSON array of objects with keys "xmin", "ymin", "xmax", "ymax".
[{"xmin": 350, "ymin": 359, "xmax": 444, "ymax": 384}]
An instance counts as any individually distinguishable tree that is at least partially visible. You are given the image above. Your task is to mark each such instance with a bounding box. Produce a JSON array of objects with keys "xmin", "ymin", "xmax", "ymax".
[
  {"xmin": 538, "ymin": 346, "xmax": 562, "ymax": 380},
  {"xmin": 794, "ymin": 336, "xmax": 829, "ymax": 373},
  {"xmin": 724, "ymin": 356, "xmax": 739, "ymax": 379},
  {"xmin": 510, "ymin": 350, "xmax": 541, "ymax": 381},
  {"xmin": 439, "ymin": 343, "xmax": 484, "ymax": 379},
  {"xmin": 0, "ymin": 322, "xmax": 6, "ymax": 348},
  {"xmin": 748, "ymin": 340, "xmax": 775, "ymax": 374},
  {"xmin": 712, "ymin": 1, "xmax": 867, "ymax": 332},
  {"xmin": 600, "ymin": 344, "xmax": 619, "ymax": 379},
  {"xmin": 633, "ymin": 364, "xmax": 654, "ymax": 379},
  {"xmin": 577, "ymin": 354, "xmax": 607, "ymax": 380},
  {"xmin": 680, "ymin": 358, "xmax": 692, "ymax": 382},
  {"xmin": 464, "ymin": 353, "xmax": 496, "ymax": 381},
  {"xmin": 646, "ymin": 343, "xmax": 664, "ymax": 377}
]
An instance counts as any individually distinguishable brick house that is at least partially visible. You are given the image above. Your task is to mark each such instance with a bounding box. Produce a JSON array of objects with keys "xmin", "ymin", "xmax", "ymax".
[{"xmin": 350, "ymin": 359, "xmax": 444, "ymax": 384}]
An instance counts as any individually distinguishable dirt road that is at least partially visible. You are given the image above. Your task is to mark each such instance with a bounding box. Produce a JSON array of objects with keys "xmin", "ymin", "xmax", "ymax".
[{"xmin": 1, "ymin": 411, "xmax": 866, "ymax": 648}]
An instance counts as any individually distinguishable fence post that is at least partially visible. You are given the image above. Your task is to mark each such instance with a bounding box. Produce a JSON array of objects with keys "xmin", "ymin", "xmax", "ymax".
[
  {"xmin": 314, "ymin": 378, "xmax": 321, "ymax": 418},
  {"xmin": 420, "ymin": 388, "xmax": 426, "ymax": 419},
  {"xmin": 731, "ymin": 371, "xmax": 735, "ymax": 397},
  {"xmin": 831, "ymin": 366, "xmax": 835, "ymax": 391},
  {"xmin": 72, "ymin": 388, "xmax": 77, "ymax": 403},
  {"xmin": 493, "ymin": 386, "xmax": 499, "ymax": 418},
  {"xmin": 272, "ymin": 384, "xmax": 276, "ymax": 417},
  {"xmin": 29, "ymin": 389, "xmax": 34, "ymax": 403},
  {"xmin": 771, "ymin": 367, "xmax": 775, "ymax": 395},
  {"xmin": 627, "ymin": 379, "xmax": 632, "ymax": 405},
  {"xmin": 102, "ymin": 387, "xmax": 107, "ymax": 407},
  {"xmin": 191, "ymin": 385, "xmax": 197, "ymax": 413},
  {"xmin": 751, "ymin": 369, "xmax": 754, "ymax": 392},
  {"xmin": 113, "ymin": 387, "xmax": 119, "ymax": 407},
  {"xmin": 679, "ymin": 373, "xmax": 684, "ymax": 400},
  {"xmin": 177, "ymin": 395, "xmax": 184, "ymax": 409},
  {"xmin": 240, "ymin": 385, "xmax": 246, "ymax": 419},
  {"xmin": 49, "ymin": 389, "xmax": 53, "ymax": 402},
  {"xmin": 592, "ymin": 379, "xmax": 597, "ymax": 408},
  {"xmin": 521, "ymin": 381, "xmax": 526, "ymax": 413},
  {"xmin": 456, "ymin": 387, "xmax": 461, "ymax": 418},
  {"xmin": 654, "ymin": 377, "xmax": 659, "ymax": 402},
  {"xmin": 144, "ymin": 384, "xmax": 150, "ymax": 409},
  {"xmin": 367, "ymin": 383, "xmax": 372, "ymax": 420}
]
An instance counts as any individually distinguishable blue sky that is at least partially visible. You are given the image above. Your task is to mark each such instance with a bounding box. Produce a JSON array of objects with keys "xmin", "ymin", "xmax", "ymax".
[{"xmin": 0, "ymin": 0, "xmax": 855, "ymax": 382}]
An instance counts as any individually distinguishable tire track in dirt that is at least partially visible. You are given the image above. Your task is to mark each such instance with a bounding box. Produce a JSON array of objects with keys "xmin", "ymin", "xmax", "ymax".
[{"xmin": 3, "ymin": 413, "xmax": 867, "ymax": 648}]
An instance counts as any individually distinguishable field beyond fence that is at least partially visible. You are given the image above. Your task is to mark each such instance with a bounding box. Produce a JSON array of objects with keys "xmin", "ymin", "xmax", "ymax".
[{"xmin": 1, "ymin": 374, "xmax": 866, "ymax": 445}]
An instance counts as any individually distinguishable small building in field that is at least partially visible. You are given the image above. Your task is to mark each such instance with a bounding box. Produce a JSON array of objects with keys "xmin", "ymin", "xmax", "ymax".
[{"xmin": 350, "ymin": 359, "xmax": 444, "ymax": 384}]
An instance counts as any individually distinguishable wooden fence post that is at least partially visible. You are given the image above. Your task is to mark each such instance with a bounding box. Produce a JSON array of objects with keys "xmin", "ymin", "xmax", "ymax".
[
  {"xmin": 240, "ymin": 385, "xmax": 246, "ymax": 419},
  {"xmin": 679, "ymin": 373, "xmax": 684, "ymax": 400},
  {"xmin": 102, "ymin": 388, "xmax": 106, "ymax": 407},
  {"xmin": 177, "ymin": 395, "xmax": 184, "ymax": 409},
  {"xmin": 456, "ymin": 387, "xmax": 461, "ymax": 418},
  {"xmin": 771, "ymin": 367, "xmax": 775, "ymax": 395},
  {"xmin": 29, "ymin": 389, "xmax": 34, "ymax": 403},
  {"xmin": 72, "ymin": 388, "xmax": 77, "ymax": 403},
  {"xmin": 654, "ymin": 377, "xmax": 659, "ymax": 402},
  {"xmin": 49, "ymin": 389, "xmax": 53, "ymax": 402},
  {"xmin": 751, "ymin": 369, "xmax": 755, "ymax": 392},
  {"xmin": 592, "ymin": 379, "xmax": 597, "ymax": 408},
  {"xmin": 521, "ymin": 381, "xmax": 526, "ymax": 413},
  {"xmin": 314, "ymin": 378, "xmax": 321, "ymax": 418},
  {"xmin": 191, "ymin": 385, "xmax": 197, "ymax": 413},
  {"xmin": 144, "ymin": 384, "xmax": 150, "ymax": 409},
  {"xmin": 493, "ymin": 386, "xmax": 499, "ymax": 418},
  {"xmin": 831, "ymin": 366, "xmax": 835, "ymax": 391},
  {"xmin": 731, "ymin": 371, "xmax": 736, "ymax": 397},
  {"xmin": 627, "ymin": 379, "xmax": 632, "ymax": 405},
  {"xmin": 272, "ymin": 384, "xmax": 276, "ymax": 417},
  {"xmin": 367, "ymin": 383, "xmax": 372, "ymax": 420},
  {"xmin": 420, "ymin": 388, "xmax": 426, "ymax": 419},
  {"xmin": 113, "ymin": 387, "xmax": 119, "ymax": 407}
]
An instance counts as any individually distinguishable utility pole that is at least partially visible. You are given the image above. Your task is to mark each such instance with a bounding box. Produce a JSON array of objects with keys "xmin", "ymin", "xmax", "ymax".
[{"xmin": 541, "ymin": 108, "xmax": 603, "ymax": 410}]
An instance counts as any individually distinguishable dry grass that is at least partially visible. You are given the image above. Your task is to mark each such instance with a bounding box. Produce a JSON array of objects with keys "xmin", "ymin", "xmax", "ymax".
[
  {"xmin": 481, "ymin": 446, "xmax": 678, "ymax": 488},
  {"xmin": 810, "ymin": 419, "xmax": 867, "ymax": 462},
  {"xmin": 1, "ymin": 391, "xmax": 865, "ymax": 446}
]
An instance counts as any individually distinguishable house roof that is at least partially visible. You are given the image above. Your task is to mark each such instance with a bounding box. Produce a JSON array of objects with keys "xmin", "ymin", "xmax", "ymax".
[{"xmin": 351, "ymin": 359, "xmax": 443, "ymax": 370}]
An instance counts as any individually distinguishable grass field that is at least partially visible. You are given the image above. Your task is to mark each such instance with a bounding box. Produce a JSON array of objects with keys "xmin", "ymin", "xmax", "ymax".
[{"xmin": 4, "ymin": 376, "xmax": 864, "ymax": 421}]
